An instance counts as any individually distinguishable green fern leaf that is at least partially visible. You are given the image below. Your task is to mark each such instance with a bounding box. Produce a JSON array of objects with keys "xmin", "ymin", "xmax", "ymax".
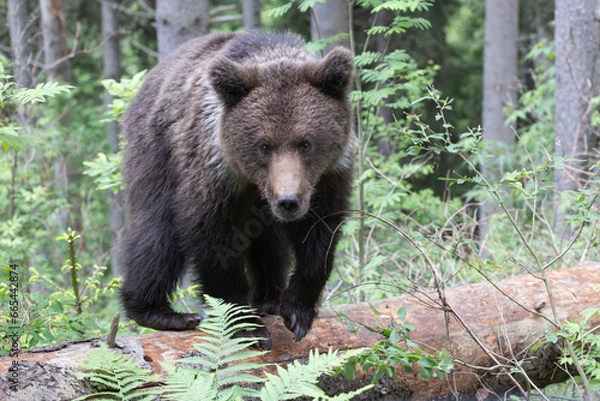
[
  {"xmin": 160, "ymin": 364, "xmax": 221, "ymax": 401},
  {"xmin": 259, "ymin": 348, "xmax": 372, "ymax": 400},
  {"xmin": 328, "ymin": 386, "xmax": 376, "ymax": 401},
  {"xmin": 161, "ymin": 296, "xmax": 269, "ymax": 401},
  {"xmin": 72, "ymin": 344, "xmax": 158, "ymax": 401},
  {"xmin": 159, "ymin": 297, "xmax": 373, "ymax": 401},
  {"xmin": 13, "ymin": 81, "xmax": 73, "ymax": 104}
]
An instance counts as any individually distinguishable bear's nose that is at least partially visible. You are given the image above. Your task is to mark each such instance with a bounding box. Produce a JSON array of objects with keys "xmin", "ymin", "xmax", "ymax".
[{"xmin": 277, "ymin": 195, "xmax": 300, "ymax": 216}]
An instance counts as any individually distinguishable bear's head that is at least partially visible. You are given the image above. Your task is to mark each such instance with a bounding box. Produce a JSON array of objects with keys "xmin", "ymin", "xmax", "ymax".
[{"xmin": 210, "ymin": 47, "xmax": 354, "ymax": 222}]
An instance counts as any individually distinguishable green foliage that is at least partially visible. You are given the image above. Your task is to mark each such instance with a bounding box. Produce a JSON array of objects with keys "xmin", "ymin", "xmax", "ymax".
[
  {"xmin": 0, "ymin": 229, "xmax": 119, "ymax": 353},
  {"xmin": 395, "ymin": 57, "xmax": 600, "ymax": 399},
  {"xmin": 306, "ymin": 33, "xmax": 350, "ymax": 53},
  {"xmin": 0, "ymin": 126, "xmax": 37, "ymax": 152},
  {"xmin": 337, "ymin": 307, "xmax": 453, "ymax": 383},
  {"xmin": 83, "ymin": 151, "xmax": 123, "ymax": 194},
  {"xmin": 369, "ymin": 0, "xmax": 433, "ymax": 13},
  {"xmin": 12, "ymin": 81, "xmax": 74, "ymax": 105},
  {"xmin": 101, "ymin": 70, "xmax": 147, "ymax": 122},
  {"xmin": 162, "ymin": 296, "xmax": 268, "ymax": 400},
  {"xmin": 76, "ymin": 297, "xmax": 371, "ymax": 401},
  {"xmin": 330, "ymin": 0, "xmax": 458, "ymax": 304},
  {"xmin": 259, "ymin": 348, "xmax": 372, "ymax": 401},
  {"xmin": 366, "ymin": 0, "xmax": 433, "ymax": 36},
  {"xmin": 267, "ymin": 0, "xmax": 323, "ymax": 18},
  {"xmin": 161, "ymin": 296, "xmax": 372, "ymax": 401},
  {"xmin": 72, "ymin": 343, "xmax": 159, "ymax": 401},
  {"xmin": 0, "ymin": 63, "xmax": 72, "ymax": 151},
  {"xmin": 83, "ymin": 71, "xmax": 145, "ymax": 193},
  {"xmin": 557, "ymin": 309, "xmax": 600, "ymax": 391}
]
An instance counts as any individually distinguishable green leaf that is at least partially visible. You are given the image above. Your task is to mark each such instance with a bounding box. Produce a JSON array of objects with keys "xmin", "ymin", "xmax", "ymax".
[
  {"xmin": 267, "ymin": 2, "xmax": 293, "ymax": 18},
  {"xmin": 545, "ymin": 331, "xmax": 559, "ymax": 344},
  {"xmin": 13, "ymin": 81, "xmax": 73, "ymax": 104},
  {"xmin": 306, "ymin": 33, "xmax": 350, "ymax": 53}
]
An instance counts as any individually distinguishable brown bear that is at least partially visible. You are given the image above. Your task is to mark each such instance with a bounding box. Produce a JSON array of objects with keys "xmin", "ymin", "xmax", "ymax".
[{"xmin": 120, "ymin": 31, "xmax": 354, "ymax": 348}]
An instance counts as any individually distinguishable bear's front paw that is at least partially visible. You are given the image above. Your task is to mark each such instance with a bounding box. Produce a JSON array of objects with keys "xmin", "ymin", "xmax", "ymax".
[
  {"xmin": 128, "ymin": 311, "xmax": 204, "ymax": 331},
  {"xmin": 279, "ymin": 299, "xmax": 317, "ymax": 342}
]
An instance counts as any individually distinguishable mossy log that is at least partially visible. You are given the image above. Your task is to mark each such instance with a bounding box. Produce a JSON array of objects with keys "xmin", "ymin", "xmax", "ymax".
[{"xmin": 1, "ymin": 263, "xmax": 599, "ymax": 400}]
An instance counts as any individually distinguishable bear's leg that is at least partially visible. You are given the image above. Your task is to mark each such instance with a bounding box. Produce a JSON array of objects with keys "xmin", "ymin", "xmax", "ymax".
[
  {"xmin": 196, "ymin": 250, "xmax": 273, "ymax": 349},
  {"xmin": 121, "ymin": 218, "xmax": 202, "ymax": 330},
  {"xmin": 245, "ymin": 222, "xmax": 289, "ymax": 315},
  {"xmin": 281, "ymin": 215, "xmax": 342, "ymax": 342}
]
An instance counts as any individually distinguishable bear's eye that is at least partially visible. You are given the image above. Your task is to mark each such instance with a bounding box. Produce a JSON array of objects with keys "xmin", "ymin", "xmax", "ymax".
[
  {"xmin": 259, "ymin": 143, "xmax": 271, "ymax": 156},
  {"xmin": 299, "ymin": 140, "xmax": 312, "ymax": 154}
]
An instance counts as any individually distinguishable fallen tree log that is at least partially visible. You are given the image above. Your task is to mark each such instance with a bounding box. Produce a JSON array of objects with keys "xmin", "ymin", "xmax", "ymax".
[{"xmin": 1, "ymin": 263, "xmax": 599, "ymax": 400}]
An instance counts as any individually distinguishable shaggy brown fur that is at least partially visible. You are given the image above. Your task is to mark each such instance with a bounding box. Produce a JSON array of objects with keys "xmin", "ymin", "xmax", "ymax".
[{"xmin": 120, "ymin": 31, "xmax": 354, "ymax": 348}]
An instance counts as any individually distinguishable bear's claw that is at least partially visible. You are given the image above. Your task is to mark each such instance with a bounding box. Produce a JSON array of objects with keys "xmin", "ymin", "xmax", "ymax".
[{"xmin": 281, "ymin": 306, "xmax": 316, "ymax": 342}]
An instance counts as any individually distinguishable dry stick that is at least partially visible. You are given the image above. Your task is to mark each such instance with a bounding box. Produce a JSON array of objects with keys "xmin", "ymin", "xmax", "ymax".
[
  {"xmin": 457, "ymin": 152, "xmax": 597, "ymax": 399},
  {"xmin": 348, "ymin": 6, "xmax": 377, "ymax": 304},
  {"xmin": 66, "ymin": 232, "xmax": 82, "ymax": 315},
  {"xmin": 356, "ymin": 211, "xmax": 532, "ymax": 396},
  {"xmin": 106, "ymin": 313, "xmax": 120, "ymax": 348},
  {"xmin": 422, "ymin": 96, "xmax": 595, "ymax": 397}
]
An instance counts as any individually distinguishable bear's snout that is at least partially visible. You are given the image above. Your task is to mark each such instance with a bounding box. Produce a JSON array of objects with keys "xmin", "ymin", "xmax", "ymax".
[
  {"xmin": 266, "ymin": 152, "xmax": 313, "ymax": 221},
  {"xmin": 276, "ymin": 195, "xmax": 300, "ymax": 217}
]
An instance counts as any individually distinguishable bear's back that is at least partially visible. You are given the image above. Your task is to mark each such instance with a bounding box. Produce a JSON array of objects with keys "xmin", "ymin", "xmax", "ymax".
[{"xmin": 122, "ymin": 31, "xmax": 314, "ymax": 142}]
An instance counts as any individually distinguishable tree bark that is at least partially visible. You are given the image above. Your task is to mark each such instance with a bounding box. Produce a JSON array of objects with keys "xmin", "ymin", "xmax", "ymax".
[
  {"xmin": 242, "ymin": 0, "xmax": 261, "ymax": 30},
  {"xmin": 482, "ymin": 0, "xmax": 519, "ymax": 146},
  {"xmin": 102, "ymin": 0, "xmax": 124, "ymax": 276},
  {"xmin": 1, "ymin": 263, "xmax": 598, "ymax": 400},
  {"xmin": 310, "ymin": 0, "xmax": 351, "ymax": 52},
  {"xmin": 40, "ymin": 0, "xmax": 72, "ymax": 82},
  {"xmin": 553, "ymin": 0, "xmax": 600, "ymax": 238},
  {"xmin": 40, "ymin": 0, "xmax": 78, "ymax": 235},
  {"xmin": 374, "ymin": 9, "xmax": 395, "ymax": 159},
  {"xmin": 7, "ymin": 0, "xmax": 33, "ymax": 89},
  {"xmin": 155, "ymin": 0, "xmax": 209, "ymax": 60},
  {"xmin": 479, "ymin": 0, "xmax": 519, "ymax": 243}
]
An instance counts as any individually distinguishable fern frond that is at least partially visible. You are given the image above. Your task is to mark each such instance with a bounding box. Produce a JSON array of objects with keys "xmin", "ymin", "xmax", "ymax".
[
  {"xmin": 159, "ymin": 297, "xmax": 372, "ymax": 400},
  {"xmin": 160, "ymin": 363, "xmax": 221, "ymax": 401},
  {"xmin": 194, "ymin": 337, "xmax": 267, "ymax": 362},
  {"xmin": 160, "ymin": 296, "xmax": 270, "ymax": 401},
  {"xmin": 258, "ymin": 348, "xmax": 372, "ymax": 401},
  {"xmin": 327, "ymin": 386, "xmax": 376, "ymax": 401},
  {"xmin": 72, "ymin": 344, "xmax": 158, "ymax": 401}
]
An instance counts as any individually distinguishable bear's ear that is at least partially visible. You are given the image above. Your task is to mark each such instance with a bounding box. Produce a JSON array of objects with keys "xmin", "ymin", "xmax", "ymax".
[
  {"xmin": 305, "ymin": 47, "xmax": 354, "ymax": 99},
  {"xmin": 210, "ymin": 57, "xmax": 259, "ymax": 108}
]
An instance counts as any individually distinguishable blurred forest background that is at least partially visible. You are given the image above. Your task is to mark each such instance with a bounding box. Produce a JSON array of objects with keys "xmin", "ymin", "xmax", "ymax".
[{"xmin": 0, "ymin": 0, "xmax": 599, "ymax": 397}]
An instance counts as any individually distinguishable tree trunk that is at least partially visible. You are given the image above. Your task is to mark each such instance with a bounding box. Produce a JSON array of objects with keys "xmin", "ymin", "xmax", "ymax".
[
  {"xmin": 479, "ymin": 0, "xmax": 519, "ymax": 245},
  {"xmin": 40, "ymin": 0, "xmax": 78, "ymax": 235},
  {"xmin": 310, "ymin": 0, "xmax": 350, "ymax": 52},
  {"xmin": 553, "ymin": 0, "xmax": 600, "ymax": 239},
  {"xmin": 7, "ymin": 0, "xmax": 33, "ymax": 224},
  {"xmin": 242, "ymin": 0, "xmax": 261, "ymax": 30},
  {"xmin": 375, "ymin": 9, "xmax": 395, "ymax": 159},
  {"xmin": 155, "ymin": 0, "xmax": 209, "ymax": 60},
  {"xmin": 7, "ymin": 0, "xmax": 33, "ymax": 89},
  {"xmin": 40, "ymin": 0, "xmax": 72, "ymax": 82},
  {"xmin": 1, "ymin": 263, "xmax": 598, "ymax": 400},
  {"xmin": 102, "ymin": 0, "xmax": 124, "ymax": 275}
]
